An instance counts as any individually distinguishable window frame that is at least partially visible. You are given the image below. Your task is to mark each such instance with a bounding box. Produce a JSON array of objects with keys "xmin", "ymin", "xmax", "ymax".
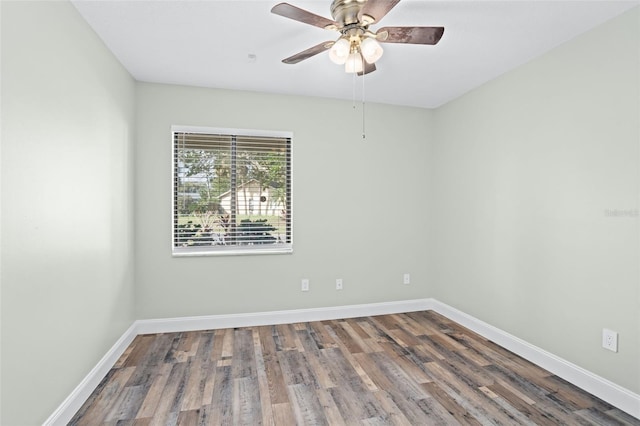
[{"xmin": 171, "ymin": 125, "xmax": 293, "ymax": 257}]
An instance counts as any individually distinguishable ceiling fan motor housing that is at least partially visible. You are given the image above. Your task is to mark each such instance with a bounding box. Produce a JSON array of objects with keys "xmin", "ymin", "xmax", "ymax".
[{"xmin": 330, "ymin": 0, "xmax": 367, "ymax": 27}]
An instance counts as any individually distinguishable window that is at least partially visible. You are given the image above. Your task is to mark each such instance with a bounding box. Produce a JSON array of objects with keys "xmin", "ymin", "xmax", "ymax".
[{"xmin": 172, "ymin": 126, "xmax": 292, "ymax": 255}]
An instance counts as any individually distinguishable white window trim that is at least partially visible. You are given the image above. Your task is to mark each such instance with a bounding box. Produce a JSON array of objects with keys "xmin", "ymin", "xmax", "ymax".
[{"xmin": 171, "ymin": 125, "xmax": 293, "ymax": 257}]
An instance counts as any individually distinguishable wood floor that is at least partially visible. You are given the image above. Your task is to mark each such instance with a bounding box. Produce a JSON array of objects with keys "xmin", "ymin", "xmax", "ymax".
[{"xmin": 70, "ymin": 311, "xmax": 639, "ymax": 425}]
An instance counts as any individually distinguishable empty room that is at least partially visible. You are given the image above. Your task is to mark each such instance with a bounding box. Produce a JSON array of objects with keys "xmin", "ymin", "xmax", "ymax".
[{"xmin": 1, "ymin": 0, "xmax": 639, "ymax": 425}]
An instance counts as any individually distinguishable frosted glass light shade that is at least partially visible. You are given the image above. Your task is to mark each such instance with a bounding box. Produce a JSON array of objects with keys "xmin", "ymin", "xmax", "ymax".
[
  {"xmin": 360, "ymin": 37, "xmax": 383, "ymax": 64},
  {"xmin": 345, "ymin": 51, "xmax": 364, "ymax": 73},
  {"xmin": 329, "ymin": 38, "xmax": 350, "ymax": 65}
]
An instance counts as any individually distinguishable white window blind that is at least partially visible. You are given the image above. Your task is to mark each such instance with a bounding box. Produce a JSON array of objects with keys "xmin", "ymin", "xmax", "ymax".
[{"xmin": 172, "ymin": 126, "xmax": 292, "ymax": 255}]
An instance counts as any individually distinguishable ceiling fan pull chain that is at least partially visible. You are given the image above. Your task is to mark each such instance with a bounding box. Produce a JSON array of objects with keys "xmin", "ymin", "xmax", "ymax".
[
  {"xmin": 352, "ymin": 69, "xmax": 357, "ymax": 110},
  {"xmin": 362, "ymin": 67, "xmax": 366, "ymax": 139}
]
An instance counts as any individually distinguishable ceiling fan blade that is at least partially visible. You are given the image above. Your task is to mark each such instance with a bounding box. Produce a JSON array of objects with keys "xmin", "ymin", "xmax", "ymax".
[
  {"xmin": 282, "ymin": 41, "xmax": 334, "ymax": 64},
  {"xmin": 377, "ymin": 26, "xmax": 444, "ymax": 45},
  {"xmin": 358, "ymin": 0, "xmax": 400, "ymax": 24},
  {"xmin": 271, "ymin": 3, "xmax": 338, "ymax": 30},
  {"xmin": 357, "ymin": 61, "xmax": 376, "ymax": 76}
]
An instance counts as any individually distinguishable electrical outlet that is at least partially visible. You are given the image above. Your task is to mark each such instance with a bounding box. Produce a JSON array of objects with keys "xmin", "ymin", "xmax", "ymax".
[
  {"xmin": 336, "ymin": 278, "xmax": 343, "ymax": 290},
  {"xmin": 403, "ymin": 273, "xmax": 410, "ymax": 285},
  {"xmin": 602, "ymin": 329, "xmax": 618, "ymax": 352},
  {"xmin": 301, "ymin": 279, "xmax": 309, "ymax": 292}
]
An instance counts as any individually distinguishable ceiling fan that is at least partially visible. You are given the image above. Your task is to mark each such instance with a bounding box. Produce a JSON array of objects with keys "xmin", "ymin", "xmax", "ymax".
[{"xmin": 271, "ymin": 0, "xmax": 444, "ymax": 75}]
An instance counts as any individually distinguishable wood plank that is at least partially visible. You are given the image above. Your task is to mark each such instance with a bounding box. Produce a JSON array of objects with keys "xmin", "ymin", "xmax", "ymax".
[
  {"xmin": 441, "ymin": 351, "xmax": 495, "ymax": 388},
  {"xmin": 366, "ymin": 351, "xmax": 430, "ymax": 401},
  {"xmin": 371, "ymin": 314, "xmax": 402, "ymax": 331},
  {"xmin": 112, "ymin": 418, "xmax": 152, "ymax": 426},
  {"xmin": 194, "ymin": 331, "xmax": 215, "ymax": 361},
  {"xmin": 70, "ymin": 366, "xmax": 136, "ymax": 425},
  {"xmin": 258, "ymin": 324, "xmax": 278, "ymax": 357},
  {"xmin": 271, "ymin": 402, "xmax": 296, "ymax": 424},
  {"xmin": 606, "ymin": 408, "xmax": 640, "ymax": 426},
  {"xmin": 287, "ymin": 383, "xmax": 329, "ymax": 425},
  {"xmin": 478, "ymin": 385, "xmax": 539, "ymax": 425},
  {"xmin": 176, "ymin": 409, "xmax": 199, "ymax": 426},
  {"xmin": 457, "ymin": 346, "xmax": 493, "ymax": 367},
  {"xmin": 207, "ymin": 364, "xmax": 233, "ymax": 425},
  {"xmin": 315, "ymin": 387, "xmax": 346, "ymax": 425},
  {"xmin": 390, "ymin": 351, "xmax": 433, "ymax": 384},
  {"xmin": 328, "ymin": 320, "xmax": 365, "ymax": 354},
  {"xmin": 413, "ymin": 396, "xmax": 463, "ymax": 425},
  {"xmin": 424, "ymin": 382, "xmax": 483, "ymax": 425},
  {"xmin": 487, "ymin": 381, "xmax": 564, "ymax": 425},
  {"xmin": 371, "ymin": 389, "xmax": 413, "ymax": 426},
  {"xmin": 220, "ymin": 328, "xmax": 234, "ymax": 359},
  {"xmin": 135, "ymin": 363, "xmax": 173, "ymax": 419},
  {"xmin": 340, "ymin": 320, "xmax": 380, "ymax": 353},
  {"xmin": 103, "ymin": 383, "xmax": 148, "ymax": 422},
  {"xmin": 344, "ymin": 317, "xmax": 371, "ymax": 339},
  {"xmin": 179, "ymin": 358, "xmax": 204, "ymax": 411},
  {"xmin": 274, "ymin": 323, "xmax": 301, "ymax": 352},
  {"xmin": 200, "ymin": 359, "xmax": 216, "ymax": 406},
  {"xmin": 542, "ymin": 374, "xmax": 615, "ymax": 412},
  {"xmin": 387, "ymin": 326, "xmax": 424, "ymax": 348},
  {"xmin": 390, "ymin": 313, "xmax": 427, "ymax": 337},
  {"xmin": 113, "ymin": 339, "xmax": 138, "ymax": 369},
  {"xmin": 232, "ymin": 328, "xmax": 255, "ymax": 379},
  {"xmin": 356, "ymin": 318, "xmax": 391, "ymax": 342},
  {"xmin": 233, "ymin": 376, "xmax": 262, "ymax": 424},
  {"xmin": 494, "ymin": 378, "xmax": 537, "ymax": 406},
  {"xmin": 295, "ymin": 330, "xmax": 336, "ymax": 388},
  {"xmin": 121, "ymin": 335, "xmax": 156, "ymax": 367},
  {"xmin": 277, "ymin": 348, "xmax": 319, "ymax": 387},
  {"xmin": 307, "ymin": 320, "xmax": 338, "ymax": 349},
  {"xmin": 262, "ymin": 353, "xmax": 289, "ymax": 404},
  {"xmin": 209, "ymin": 328, "xmax": 226, "ymax": 361},
  {"xmin": 486, "ymin": 363, "xmax": 586, "ymax": 424},
  {"xmin": 353, "ymin": 352, "xmax": 439, "ymax": 424},
  {"xmin": 324, "ymin": 330, "xmax": 379, "ymax": 392},
  {"xmin": 327, "ymin": 383, "xmax": 382, "ymax": 423},
  {"xmin": 424, "ymin": 360, "xmax": 523, "ymax": 425},
  {"xmin": 356, "ymin": 319, "xmax": 390, "ymax": 351},
  {"xmin": 575, "ymin": 407, "xmax": 628, "ymax": 425},
  {"xmin": 147, "ymin": 362, "xmax": 187, "ymax": 426},
  {"xmin": 252, "ymin": 328, "xmax": 275, "ymax": 424}
]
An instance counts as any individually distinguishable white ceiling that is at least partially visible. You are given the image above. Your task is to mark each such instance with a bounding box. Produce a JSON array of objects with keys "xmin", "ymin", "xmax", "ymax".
[{"xmin": 72, "ymin": 0, "xmax": 639, "ymax": 109}]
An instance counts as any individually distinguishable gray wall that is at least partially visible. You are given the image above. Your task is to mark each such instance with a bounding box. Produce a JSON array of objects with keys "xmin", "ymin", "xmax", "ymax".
[
  {"xmin": 1, "ymin": 2, "xmax": 136, "ymax": 424},
  {"xmin": 134, "ymin": 83, "xmax": 433, "ymax": 319},
  {"xmin": 430, "ymin": 8, "xmax": 639, "ymax": 393}
]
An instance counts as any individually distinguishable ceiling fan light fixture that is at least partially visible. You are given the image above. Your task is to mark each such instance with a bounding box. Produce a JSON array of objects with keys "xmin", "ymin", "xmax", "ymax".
[
  {"xmin": 345, "ymin": 51, "xmax": 363, "ymax": 73},
  {"xmin": 360, "ymin": 37, "xmax": 383, "ymax": 63},
  {"xmin": 328, "ymin": 37, "xmax": 350, "ymax": 64}
]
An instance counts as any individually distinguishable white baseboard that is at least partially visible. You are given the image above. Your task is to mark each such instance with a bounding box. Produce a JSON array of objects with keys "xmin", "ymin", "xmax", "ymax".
[
  {"xmin": 429, "ymin": 299, "xmax": 640, "ymax": 420},
  {"xmin": 43, "ymin": 323, "xmax": 139, "ymax": 426},
  {"xmin": 44, "ymin": 297, "xmax": 640, "ymax": 424},
  {"xmin": 134, "ymin": 298, "xmax": 433, "ymax": 335}
]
